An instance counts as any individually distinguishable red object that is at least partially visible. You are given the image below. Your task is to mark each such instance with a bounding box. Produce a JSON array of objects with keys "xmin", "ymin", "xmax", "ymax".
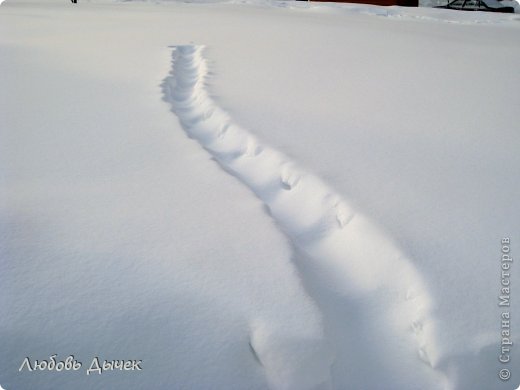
[{"xmin": 311, "ymin": 0, "xmax": 418, "ymax": 6}]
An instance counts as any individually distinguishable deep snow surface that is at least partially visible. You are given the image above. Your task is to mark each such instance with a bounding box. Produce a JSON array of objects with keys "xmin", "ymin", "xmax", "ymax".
[{"xmin": 1, "ymin": 1, "xmax": 519, "ymax": 389}]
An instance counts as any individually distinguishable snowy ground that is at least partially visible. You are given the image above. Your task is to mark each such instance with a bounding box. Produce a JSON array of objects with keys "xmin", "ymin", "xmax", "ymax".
[{"xmin": 1, "ymin": 0, "xmax": 519, "ymax": 389}]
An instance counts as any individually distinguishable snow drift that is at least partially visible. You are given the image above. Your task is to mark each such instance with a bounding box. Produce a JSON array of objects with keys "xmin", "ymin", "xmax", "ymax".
[{"xmin": 1, "ymin": 0, "xmax": 519, "ymax": 389}]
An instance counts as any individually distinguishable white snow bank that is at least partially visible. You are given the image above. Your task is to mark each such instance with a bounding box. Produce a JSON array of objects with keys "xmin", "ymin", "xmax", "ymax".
[
  {"xmin": 1, "ymin": 1, "xmax": 519, "ymax": 389},
  {"xmin": 163, "ymin": 44, "xmax": 444, "ymax": 387}
]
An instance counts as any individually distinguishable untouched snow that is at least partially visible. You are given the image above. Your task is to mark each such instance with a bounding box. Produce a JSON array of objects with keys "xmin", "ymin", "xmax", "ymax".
[{"xmin": 1, "ymin": 1, "xmax": 519, "ymax": 389}]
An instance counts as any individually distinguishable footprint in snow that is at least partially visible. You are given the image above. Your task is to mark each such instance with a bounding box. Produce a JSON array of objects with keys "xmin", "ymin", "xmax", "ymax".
[{"xmin": 280, "ymin": 166, "xmax": 301, "ymax": 190}]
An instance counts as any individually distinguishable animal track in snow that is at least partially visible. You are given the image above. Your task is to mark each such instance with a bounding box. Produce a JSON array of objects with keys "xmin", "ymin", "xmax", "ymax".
[{"xmin": 162, "ymin": 44, "xmax": 444, "ymax": 389}]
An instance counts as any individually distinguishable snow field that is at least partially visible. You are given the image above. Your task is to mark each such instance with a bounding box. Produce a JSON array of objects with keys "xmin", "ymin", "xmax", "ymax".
[
  {"xmin": 163, "ymin": 44, "xmax": 446, "ymax": 388},
  {"xmin": 1, "ymin": 0, "xmax": 519, "ymax": 389}
]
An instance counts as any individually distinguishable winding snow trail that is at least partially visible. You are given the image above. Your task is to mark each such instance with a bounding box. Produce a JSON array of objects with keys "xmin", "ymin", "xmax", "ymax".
[{"xmin": 163, "ymin": 45, "xmax": 446, "ymax": 389}]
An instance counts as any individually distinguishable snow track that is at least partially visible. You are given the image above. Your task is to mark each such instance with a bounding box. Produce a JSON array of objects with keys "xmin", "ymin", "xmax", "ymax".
[{"xmin": 163, "ymin": 45, "xmax": 445, "ymax": 389}]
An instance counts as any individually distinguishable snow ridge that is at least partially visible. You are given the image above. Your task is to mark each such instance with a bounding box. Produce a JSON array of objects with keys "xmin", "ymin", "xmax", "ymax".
[{"xmin": 163, "ymin": 45, "xmax": 443, "ymax": 388}]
